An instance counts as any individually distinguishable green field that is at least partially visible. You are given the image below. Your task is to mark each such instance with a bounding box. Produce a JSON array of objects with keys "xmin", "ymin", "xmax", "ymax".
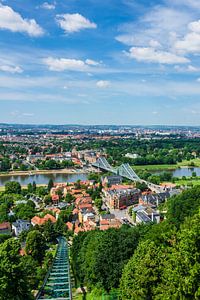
[
  {"xmin": 133, "ymin": 164, "xmax": 177, "ymax": 171},
  {"xmin": 132, "ymin": 159, "xmax": 200, "ymax": 171},
  {"xmin": 178, "ymin": 158, "xmax": 200, "ymax": 167},
  {"xmin": 174, "ymin": 178, "xmax": 200, "ymax": 186}
]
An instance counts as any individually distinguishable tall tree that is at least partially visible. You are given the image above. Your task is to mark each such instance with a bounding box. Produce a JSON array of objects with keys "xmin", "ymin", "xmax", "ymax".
[
  {"xmin": 48, "ymin": 178, "xmax": 54, "ymax": 192},
  {"xmin": 25, "ymin": 230, "xmax": 46, "ymax": 264},
  {"xmin": 0, "ymin": 239, "xmax": 33, "ymax": 300}
]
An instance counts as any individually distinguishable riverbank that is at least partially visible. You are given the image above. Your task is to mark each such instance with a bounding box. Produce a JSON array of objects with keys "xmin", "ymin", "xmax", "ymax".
[{"xmin": 0, "ymin": 168, "xmax": 90, "ymax": 177}]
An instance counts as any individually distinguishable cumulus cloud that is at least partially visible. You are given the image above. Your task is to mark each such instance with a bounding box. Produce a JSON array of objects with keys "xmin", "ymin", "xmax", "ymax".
[
  {"xmin": 174, "ymin": 20, "xmax": 200, "ymax": 54},
  {"xmin": 0, "ymin": 64, "xmax": 23, "ymax": 73},
  {"xmin": 44, "ymin": 57, "xmax": 101, "ymax": 72},
  {"xmin": 40, "ymin": 2, "xmax": 56, "ymax": 10},
  {"xmin": 56, "ymin": 13, "xmax": 97, "ymax": 33},
  {"xmin": 0, "ymin": 4, "xmax": 44, "ymax": 36},
  {"xmin": 43, "ymin": 57, "xmax": 88, "ymax": 72},
  {"xmin": 126, "ymin": 47, "xmax": 189, "ymax": 64},
  {"xmin": 96, "ymin": 80, "xmax": 110, "ymax": 88}
]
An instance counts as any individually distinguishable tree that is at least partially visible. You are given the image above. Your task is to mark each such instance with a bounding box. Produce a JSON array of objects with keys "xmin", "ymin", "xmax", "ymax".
[
  {"xmin": 48, "ymin": 178, "xmax": 54, "ymax": 192},
  {"xmin": 0, "ymin": 238, "xmax": 33, "ymax": 299},
  {"xmin": 27, "ymin": 183, "xmax": 33, "ymax": 193},
  {"xmin": 136, "ymin": 181, "xmax": 148, "ymax": 191},
  {"xmin": 44, "ymin": 194, "xmax": 52, "ymax": 205},
  {"xmin": 43, "ymin": 220, "xmax": 56, "ymax": 243},
  {"xmin": 5, "ymin": 181, "xmax": 21, "ymax": 194},
  {"xmin": 72, "ymin": 226, "xmax": 143, "ymax": 291},
  {"xmin": 25, "ymin": 230, "xmax": 46, "ymax": 264},
  {"xmin": 120, "ymin": 240, "xmax": 165, "ymax": 300},
  {"xmin": 94, "ymin": 198, "xmax": 103, "ymax": 211},
  {"xmin": 32, "ymin": 181, "xmax": 36, "ymax": 192},
  {"xmin": 166, "ymin": 186, "xmax": 200, "ymax": 227}
]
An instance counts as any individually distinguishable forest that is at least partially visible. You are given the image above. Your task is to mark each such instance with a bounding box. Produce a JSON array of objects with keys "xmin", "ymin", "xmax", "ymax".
[{"xmin": 71, "ymin": 186, "xmax": 200, "ymax": 299}]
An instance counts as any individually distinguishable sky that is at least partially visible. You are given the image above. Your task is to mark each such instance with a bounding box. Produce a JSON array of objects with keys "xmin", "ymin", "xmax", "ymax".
[{"xmin": 1, "ymin": 0, "xmax": 200, "ymax": 125}]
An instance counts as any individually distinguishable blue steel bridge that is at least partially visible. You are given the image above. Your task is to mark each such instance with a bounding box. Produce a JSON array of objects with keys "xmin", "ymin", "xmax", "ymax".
[
  {"xmin": 92, "ymin": 157, "xmax": 164, "ymax": 192},
  {"xmin": 92, "ymin": 156, "xmax": 140, "ymax": 181},
  {"xmin": 36, "ymin": 237, "xmax": 72, "ymax": 300}
]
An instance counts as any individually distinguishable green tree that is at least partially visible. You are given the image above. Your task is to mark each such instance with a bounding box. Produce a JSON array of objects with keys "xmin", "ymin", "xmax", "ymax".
[
  {"xmin": 25, "ymin": 230, "xmax": 46, "ymax": 264},
  {"xmin": 5, "ymin": 181, "xmax": 21, "ymax": 194},
  {"xmin": 0, "ymin": 238, "xmax": 33, "ymax": 300},
  {"xmin": 48, "ymin": 178, "xmax": 54, "ymax": 192}
]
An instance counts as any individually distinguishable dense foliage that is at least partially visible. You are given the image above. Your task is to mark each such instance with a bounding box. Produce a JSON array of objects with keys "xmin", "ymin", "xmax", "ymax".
[
  {"xmin": 71, "ymin": 225, "xmax": 148, "ymax": 292},
  {"xmin": 71, "ymin": 186, "xmax": 200, "ymax": 299},
  {"xmin": 120, "ymin": 186, "xmax": 200, "ymax": 299}
]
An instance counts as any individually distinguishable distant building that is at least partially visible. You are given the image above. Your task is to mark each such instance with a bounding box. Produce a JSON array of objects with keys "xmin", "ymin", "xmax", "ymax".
[
  {"xmin": 12, "ymin": 219, "xmax": 31, "ymax": 236},
  {"xmin": 133, "ymin": 205, "xmax": 160, "ymax": 224},
  {"xmin": 125, "ymin": 153, "xmax": 140, "ymax": 159},
  {"xmin": 0, "ymin": 222, "xmax": 11, "ymax": 235},
  {"xmin": 31, "ymin": 214, "xmax": 56, "ymax": 226},
  {"xmin": 103, "ymin": 185, "xmax": 140, "ymax": 209},
  {"xmin": 101, "ymin": 175, "xmax": 122, "ymax": 186},
  {"xmin": 100, "ymin": 214, "xmax": 121, "ymax": 230}
]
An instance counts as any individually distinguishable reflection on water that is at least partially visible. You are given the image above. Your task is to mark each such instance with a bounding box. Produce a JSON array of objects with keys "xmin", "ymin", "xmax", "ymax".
[
  {"xmin": 1, "ymin": 167, "xmax": 200, "ymax": 186},
  {"xmin": 0, "ymin": 173, "xmax": 88, "ymax": 186},
  {"xmin": 172, "ymin": 167, "xmax": 200, "ymax": 177}
]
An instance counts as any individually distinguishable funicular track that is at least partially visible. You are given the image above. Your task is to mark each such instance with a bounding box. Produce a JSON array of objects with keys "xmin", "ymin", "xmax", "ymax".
[{"xmin": 36, "ymin": 237, "xmax": 72, "ymax": 300}]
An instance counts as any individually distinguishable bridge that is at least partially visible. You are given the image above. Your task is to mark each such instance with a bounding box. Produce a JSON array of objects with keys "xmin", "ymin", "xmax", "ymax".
[
  {"xmin": 92, "ymin": 157, "xmax": 164, "ymax": 192},
  {"xmin": 36, "ymin": 237, "xmax": 72, "ymax": 300},
  {"xmin": 92, "ymin": 157, "xmax": 140, "ymax": 182}
]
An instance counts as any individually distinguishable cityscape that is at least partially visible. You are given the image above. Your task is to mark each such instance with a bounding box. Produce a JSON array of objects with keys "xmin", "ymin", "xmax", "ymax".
[{"xmin": 1, "ymin": 0, "xmax": 200, "ymax": 299}]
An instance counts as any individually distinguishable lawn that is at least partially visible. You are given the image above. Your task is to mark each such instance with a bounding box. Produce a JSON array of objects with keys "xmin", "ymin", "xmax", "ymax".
[
  {"xmin": 174, "ymin": 178, "xmax": 200, "ymax": 186},
  {"xmin": 132, "ymin": 159, "xmax": 200, "ymax": 171},
  {"xmin": 132, "ymin": 164, "xmax": 178, "ymax": 171},
  {"xmin": 177, "ymin": 158, "xmax": 200, "ymax": 167}
]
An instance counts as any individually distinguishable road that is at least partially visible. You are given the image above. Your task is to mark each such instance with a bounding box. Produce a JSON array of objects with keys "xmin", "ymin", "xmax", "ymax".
[{"xmin": 102, "ymin": 197, "xmax": 135, "ymax": 226}]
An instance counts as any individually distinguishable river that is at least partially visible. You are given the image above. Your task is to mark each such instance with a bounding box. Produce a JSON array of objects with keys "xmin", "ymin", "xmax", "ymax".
[
  {"xmin": 0, "ymin": 167, "xmax": 200, "ymax": 186},
  {"xmin": 0, "ymin": 172, "xmax": 88, "ymax": 186}
]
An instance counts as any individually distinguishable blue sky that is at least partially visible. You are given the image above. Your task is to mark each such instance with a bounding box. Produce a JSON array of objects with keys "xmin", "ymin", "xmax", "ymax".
[{"xmin": 1, "ymin": 0, "xmax": 200, "ymax": 125}]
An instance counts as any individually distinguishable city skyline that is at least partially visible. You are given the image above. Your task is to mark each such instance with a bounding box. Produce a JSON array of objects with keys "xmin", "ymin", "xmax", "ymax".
[{"xmin": 1, "ymin": 0, "xmax": 200, "ymax": 125}]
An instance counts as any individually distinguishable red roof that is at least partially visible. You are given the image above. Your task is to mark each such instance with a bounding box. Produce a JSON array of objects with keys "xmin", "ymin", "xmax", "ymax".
[
  {"xmin": 66, "ymin": 222, "xmax": 73, "ymax": 231},
  {"xmin": 0, "ymin": 222, "xmax": 11, "ymax": 230},
  {"xmin": 31, "ymin": 214, "xmax": 56, "ymax": 226}
]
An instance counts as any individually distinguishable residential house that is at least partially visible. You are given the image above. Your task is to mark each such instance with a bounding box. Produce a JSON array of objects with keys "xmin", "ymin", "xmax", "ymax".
[
  {"xmin": 12, "ymin": 219, "xmax": 31, "ymax": 236},
  {"xmin": 0, "ymin": 222, "xmax": 11, "ymax": 235}
]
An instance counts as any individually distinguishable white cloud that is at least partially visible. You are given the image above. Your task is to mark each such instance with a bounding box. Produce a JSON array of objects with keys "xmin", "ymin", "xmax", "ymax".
[
  {"xmin": 56, "ymin": 13, "xmax": 97, "ymax": 33},
  {"xmin": 96, "ymin": 80, "xmax": 110, "ymax": 88},
  {"xmin": 0, "ymin": 4, "xmax": 44, "ymax": 36},
  {"xmin": 44, "ymin": 57, "xmax": 88, "ymax": 72},
  {"xmin": 149, "ymin": 39, "xmax": 161, "ymax": 48},
  {"xmin": 85, "ymin": 59, "xmax": 100, "ymax": 66},
  {"xmin": 44, "ymin": 57, "xmax": 101, "ymax": 72},
  {"xmin": 116, "ymin": 7, "xmax": 191, "ymax": 47},
  {"xmin": 168, "ymin": 0, "xmax": 200, "ymax": 9},
  {"xmin": 126, "ymin": 47, "xmax": 189, "ymax": 64},
  {"xmin": 41, "ymin": 2, "xmax": 56, "ymax": 10},
  {"xmin": 174, "ymin": 20, "xmax": 200, "ymax": 54},
  {"xmin": 0, "ymin": 64, "xmax": 23, "ymax": 73},
  {"xmin": 188, "ymin": 20, "xmax": 200, "ymax": 33}
]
